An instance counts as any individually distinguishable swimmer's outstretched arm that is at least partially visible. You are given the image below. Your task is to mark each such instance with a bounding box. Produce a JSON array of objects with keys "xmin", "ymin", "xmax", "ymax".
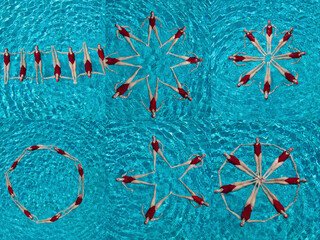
[
  {"xmin": 156, "ymin": 100, "xmax": 165, "ymax": 112},
  {"xmin": 40, "ymin": 50, "xmax": 52, "ymax": 54},
  {"xmin": 233, "ymin": 52, "xmax": 246, "ymax": 56},
  {"xmin": 238, "ymin": 70, "xmax": 247, "ymax": 82},
  {"xmin": 56, "ymin": 50, "xmax": 68, "ymax": 54},
  {"xmin": 190, "ymin": 63, "xmax": 199, "ymax": 72},
  {"xmin": 262, "ymin": 25, "xmax": 267, "ymax": 36},
  {"xmin": 141, "ymin": 205, "xmax": 146, "ymax": 218},
  {"xmin": 106, "ymin": 65, "xmax": 117, "ymax": 74},
  {"xmin": 116, "ymin": 30, "xmax": 125, "ymax": 41},
  {"xmin": 121, "ymin": 182, "xmax": 133, "ymax": 192},
  {"xmin": 141, "ymin": 16, "xmax": 149, "ymax": 28},
  {"xmin": 148, "ymin": 141, "xmax": 152, "ymax": 154},
  {"xmin": 276, "ymin": 30, "xmax": 287, "ymax": 37},
  {"xmin": 122, "ymin": 169, "xmax": 134, "ymax": 177},
  {"xmin": 233, "ymin": 60, "xmax": 245, "ymax": 67},
  {"xmin": 243, "ymin": 34, "xmax": 247, "ymax": 47},
  {"xmin": 150, "ymin": 213, "xmax": 163, "ymax": 221},
  {"xmin": 195, "ymin": 160, "xmax": 204, "ymax": 168},
  {"xmin": 249, "ymin": 30, "xmax": 262, "ymax": 34},
  {"xmin": 289, "ymin": 47, "xmax": 300, "ymax": 52},
  {"xmin": 258, "ymin": 82, "xmax": 264, "ymax": 94},
  {"xmin": 182, "ymin": 33, "xmax": 186, "ymax": 44},
  {"xmin": 73, "ymin": 47, "xmax": 83, "ymax": 54},
  {"xmin": 188, "ymin": 154, "xmax": 198, "ymax": 160},
  {"xmin": 180, "ymin": 83, "xmax": 190, "ymax": 94},
  {"xmin": 105, "ymin": 51, "xmax": 118, "ymax": 58},
  {"xmin": 9, "ymin": 52, "xmax": 20, "ymax": 55},
  {"xmin": 291, "ymin": 57, "xmax": 302, "ymax": 65},
  {"xmin": 187, "ymin": 51, "xmax": 198, "ymax": 58},
  {"xmin": 156, "ymin": 17, "xmax": 162, "ymax": 28},
  {"xmin": 114, "ymin": 81, "xmax": 123, "ymax": 92},
  {"xmin": 140, "ymin": 100, "xmax": 151, "ymax": 112},
  {"xmin": 272, "ymin": 25, "xmax": 278, "ymax": 36},
  {"xmin": 168, "ymin": 28, "xmax": 179, "ymax": 32},
  {"xmin": 173, "ymin": 95, "xmax": 186, "ymax": 101},
  {"xmin": 122, "ymin": 26, "xmax": 132, "ymax": 32},
  {"xmin": 120, "ymin": 90, "xmax": 133, "ymax": 99},
  {"xmin": 189, "ymin": 200, "xmax": 201, "ymax": 208},
  {"xmin": 25, "ymin": 51, "xmax": 34, "ymax": 55}
]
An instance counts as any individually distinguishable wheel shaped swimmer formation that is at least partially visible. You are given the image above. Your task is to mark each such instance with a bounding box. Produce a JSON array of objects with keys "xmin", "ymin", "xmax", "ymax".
[
  {"xmin": 215, "ymin": 137, "xmax": 306, "ymax": 227},
  {"xmin": 116, "ymin": 135, "xmax": 208, "ymax": 225},
  {"xmin": 5, "ymin": 145, "xmax": 84, "ymax": 223},
  {"xmin": 228, "ymin": 21, "xmax": 306, "ymax": 100}
]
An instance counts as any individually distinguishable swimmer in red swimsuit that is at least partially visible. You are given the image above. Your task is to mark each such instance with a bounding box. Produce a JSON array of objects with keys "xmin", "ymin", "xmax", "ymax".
[
  {"xmin": 261, "ymin": 184, "xmax": 288, "ymax": 218},
  {"xmin": 240, "ymin": 183, "xmax": 260, "ymax": 227},
  {"xmin": 104, "ymin": 51, "xmax": 140, "ymax": 74},
  {"xmin": 88, "ymin": 44, "xmax": 107, "ymax": 74},
  {"xmin": 243, "ymin": 29, "xmax": 267, "ymax": 56},
  {"xmin": 168, "ymin": 51, "xmax": 203, "ymax": 72},
  {"xmin": 223, "ymin": 152, "xmax": 257, "ymax": 178},
  {"xmin": 43, "ymin": 46, "xmax": 72, "ymax": 83},
  {"xmin": 265, "ymin": 177, "xmax": 307, "ymax": 185},
  {"xmin": 115, "ymin": 24, "xmax": 147, "ymax": 55},
  {"xmin": 26, "ymin": 46, "xmax": 52, "ymax": 84},
  {"xmin": 19, "ymin": 50, "xmax": 27, "ymax": 82},
  {"xmin": 171, "ymin": 154, "xmax": 206, "ymax": 180},
  {"xmin": 253, "ymin": 137, "xmax": 262, "ymax": 175},
  {"xmin": 214, "ymin": 179, "xmax": 255, "ymax": 193},
  {"xmin": 140, "ymin": 77, "xmax": 164, "ymax": 118},
  {"xmin": 113, "ymin": 67, "xmax": 148, "ymax": 99},
  {"xmin": 116, "ymin": 169, "xmax": 155, "ymax": 192},
  {"xmin": 172, "ymin": 180, "xmax": 209, "ymax": 207},
  {"xmin": 259, "ymin": 62, "xmax": 279, "ymax": 100},
  {"xmin": 159, "ymin": 68, "xmax": 192, "ymax": 101},
  {"xmin": 228, "ymin": 52, "xmax": 265, "ymax": 66},
  {"xmin": 0, "ymin": 48, "xmax": 19, "ymax": 84},
  {"xmin": 271, "ymin": 60, "xmax": 299, "ymax": 86},
  {"xmin": 273, "ymin": 47, "xmax": 306, "ymax": 65},
  {"xmin": 263, "ymin": 147, "xmax": 293, "ymax": 179},
  {"xmin": 141, "ymin": 11, "xmax": 163, "ymax": 47},
  {"xmin": 57, "ymin": 46, "xmax": 83, "ymax": 84},
  {"xmin": 237, "ymin": 61, "xmax": 265, "ymax": 87},
  {"xmin": 141, "ymin": 185, "xmax": 172, "ymax": 225},
  {"xmin": 148, "ymin": 135, "xmax": 171, "ymax": 170},
  {"xmin": 272, "ymin": 27, "xmax": 294, "ymax": 56},
  {"xmin": 161, "ymin": 26, "xmax": 186, "ymax": 54},
  {"xmin": 262, "ymin": 20, "xmax": 278, "ymax": 54}
]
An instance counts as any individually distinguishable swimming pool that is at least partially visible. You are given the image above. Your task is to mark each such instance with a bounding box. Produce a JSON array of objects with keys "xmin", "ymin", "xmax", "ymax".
[{"xmin": 0, "ymin": 0, "xmax": 319, "ymax": 239}]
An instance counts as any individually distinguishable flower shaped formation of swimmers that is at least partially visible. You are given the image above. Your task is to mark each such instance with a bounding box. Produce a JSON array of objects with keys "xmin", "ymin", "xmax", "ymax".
[
  {"xmin": 215, "ymin": 137, "xmax": 306, "ymax": 227},
  {"xmin": 229, "ymin": 20, "xmax": 306, "ymax": 100},
  {"xmin": 0, "ymin": 11, "xmax": 203, "ymax": 118},
  {"xmin": 116, "ymin": 135, "xmax": 208, "ymax": 225}
]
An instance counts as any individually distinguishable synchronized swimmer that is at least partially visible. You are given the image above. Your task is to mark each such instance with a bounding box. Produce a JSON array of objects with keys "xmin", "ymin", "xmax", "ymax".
[
  {"xmin": 169, "ymin": 51, "xmax": 203, "ymax": 72},
  {"xmin": 141, "ymin": 11, "xmax": 163, "ymax": 47},
  {"xmin": 104, "ymin": 51, "xmax": 140, "ymax": 74},
  {"xmin": 161, "ymin": 26, "xmax": 186, "ymax": 54}
]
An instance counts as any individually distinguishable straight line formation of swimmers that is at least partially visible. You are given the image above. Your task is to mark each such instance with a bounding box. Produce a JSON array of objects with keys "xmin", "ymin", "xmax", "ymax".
[
  {"xmin": 228, "ymin": 20, "xmax": 305, "ymax": 100},
  {"xmin": 116, "ymin": 135, "xmax": 208, "ymax": 225}
]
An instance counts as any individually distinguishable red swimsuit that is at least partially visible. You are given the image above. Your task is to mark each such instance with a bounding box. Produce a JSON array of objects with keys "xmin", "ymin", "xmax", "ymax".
[
  {"xmin": 273, "ymin": 199, "xmax": 284, "ymax": 213},
  {"xmin": 123, "ymin": 176, "xmax": 136, "ymax": 183},
  {"xmin": 149, "ymin": 98, "xmax": 157, "ymax": 112},
  {"xmin": 284, "ymin": 73, "xmax": 296, "ymax": 83},
  {"xmin": 119, "ymin": 28, "xmax": 130, "ymax": 38},
  {"xmin": 54, "ymin": 65, "xmax": 61, "ymax": 76},
  {"xmin": 278, "ymin": 151, "xmax": 290, "ymax": 162},
  {"xmin": 20, "ymin": 65, "xmax": 26, "ymax": 78},
  {"xmin": 149, "ymin": 17, "xmax": 156, "ymax": 28},
  {"xmin": 146, "ymin": 206, "xmax": 156, "ymax": 219},
  {"xmin": 285, "ymin": 177, "xmax": 299, "ymax": 184},
  {"xmin": 175, "ymin": 29, "xmax": 183, "ymax": 39},
  {"xmin": 263, "ymin": 81, "xmax": 270, "ymax": 93},
  {"xmin": 241, "ymin": 204, "xmax": 252, "ymax": 220},
  {"xmin": 152, "ymin": 140, "xmax": 160, "ymax": 152},
  {"xmin": 178, "ymin": 87, "xmax": 188, "ymax": 98},
  {"xmin": 227, "ymin": 155, "xmax": 241, "ymax": 166},
  {"xmin": 4, "ymin": 54, "xmax": 10, "ymax": 65},
  {"xmin": 34, "ymin": 51, "xmax": 41, "ymax": 64},
  {"xmin": 117, "ymin": 83, "xmax": 129, "ymax": 95},
  {"xmin": 221, "ymin": 184, "xmax": 236, "ymax": 193},
  {"xmin": 85, "ymin": 60, "xmax": 92, "ymax": 73},
  {"xmin": 106, "ymin": 57, "xmax": 120, "ymax": 65},
  {"xmin": 187, "ymin": 57, "xmax": 198, "ymax": 64},
  {"xmin": 254, "ymin": 143, "xmax": 261, "ymax": 156},
  {"xmin": 234, "ymin": 56, "xmax": 245, "ymax": 62},
  {"xmin": 283, "ymin": 32, "xmax": 291, "ymax": 42},
  {"xmin": 246, "ymin": 32, "xmax": 255, "ymax": 42},
  {"xmin": 98, "ymin": 49, "xmax": 105, "ymax": 60},
  {"xmin": 240, "ymin": 75, "xmax": 250, "ymax": 84},
  {"xmin": 266, "ymin": 25, "xmax": 272, "ymax": 37},
  {"xmin": 289, "ymin": 52, "xmax": 301, "ymax": 58},
  {"xmin": 68, "ymin": 52, "xmax": 75, "ymax": 64},
  {"xmin": 192, "ymin": 195, "xmax": 204, "ymax": 205},
  {"xmin": 190, "ymin": 156, "xmax": 202, "ymax": 165}
]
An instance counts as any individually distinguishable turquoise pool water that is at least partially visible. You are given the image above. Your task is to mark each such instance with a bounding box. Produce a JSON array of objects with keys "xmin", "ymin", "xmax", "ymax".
[{"xmin": 0, "ymin": 0, "xmax": 319, "ymax": 239}]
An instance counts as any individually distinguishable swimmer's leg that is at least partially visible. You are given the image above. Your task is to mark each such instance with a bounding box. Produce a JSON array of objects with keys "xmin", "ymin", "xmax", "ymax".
[
  {"xmin": 161, "ymin": 35, "xmax": 175, "ymax": 48},
  {"xmin": 146, "ymin": 77, "xmax": 153, "ymax": 101},
  {"xmin": 155, "ymin": 191, "xmax": 171, "ymax": 210},
  {"xmin": 150, "ymin": 184, "xmax": 157, "ymax": 207},
  {"xmin": 168, "ymin": 53, "xmax": 189, "ymax": 60},
  {"xmin": 157, "ymin": 150, "xmax": 172, "ymax": 168},
  {"xmin": 128, "ymin": 75, "xmax": 147, "ymax": 89},
  {"xmin": 129, "ymin": 33, "xmax": 147, "ymax": 46},
  {"xmin": 147, "ymin": 25, "xmax": 152, "ymax": 47},
  {"xmin": 170, "ymin": 61, "xmax": 190, "ymax": 69},
  {"xmin": 116, "ymin": 55, "xmax": 139, "ymax": 61},
  {"xmin": 124, "ymin": 67, "xmax": 142, "ymax": 84},
  {"xmin": 180, "ymin": 179, "xmax": 196, "ymax": 196},
  {"xmin": 132, "ymin": 180, "xmax": 155, "ymax": 186},
  {"xmin": 99, "ymin": 59, "xmax": 106, "ymax": 74},
  {"xmin": 171, "ymin": 161, "xmax": 190, "ymax": 168},
  {"xmin": 158, "ymin": 80, "xmax": 178, "ymax": 92},
  {"xmin": 171, "ymin": 68, "xmax": 182, "ymax": 88},
  {"xmin": 179, "ymin": 165, "xmax": 194, "ymax": 180},
  {"xmin": 125, "ymin": 37, "xmax": 139, "ymax": 55},
  {"xmin": 166, "ymin": 39, "xmax": 179, "ymax": 54},
  {"xmin": 153, "ymin": 26, "xmax": 162, "ymax": 47},
  {"xmin": 133, "ymin": 171, "xmax": 155, "ymax": 179},
  {"xmin": 115, "ymin": 62, "xmax": 141, "ymax": 68},
  {"xmin": 152, "ymin": 150, "xmax": 157, "ymax": 172}
]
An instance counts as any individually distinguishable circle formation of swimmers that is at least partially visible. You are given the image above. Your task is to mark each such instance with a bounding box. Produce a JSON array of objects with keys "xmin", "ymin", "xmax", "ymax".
[
  {"xmin": 228, "ymin": 21, "xmax": 305, "ymax": 100},
  {"xmin": 116, "ymin": 135, "xmax": 208, "ymax": 225},
  {"xmin": 0, "ymin": 11, "xmax": 202, "ymax": 118},
  {"xmin": 215, "ymin": 137, "xmax": 306, "ymax": 227}
]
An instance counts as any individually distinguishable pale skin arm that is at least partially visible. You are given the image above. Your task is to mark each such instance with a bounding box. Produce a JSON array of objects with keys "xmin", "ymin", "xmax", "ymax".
[
  {"xmin": 158, "ymin": 140, "xmax": 164, "ymax": 152},
  {"xmin": 181, "ymin": 83, "xmax": 190, "ymax": 94},
  {"xmin": 195, "ymin": 160, "xmax": 204, "ymax": 168},
  {"xmin": 114, "ymin": 81, "xmax": 123, "ymax": 92},
  {"xmin": 233, "ymin": 61, "xmax": 245, "ymax": 66},
  {"xmin": 140, "ymin": 100, "xmax": 151, "ymax": 112},
  {"xmin": 56, "ymin": 51, "xmax": 68, "ymax": 54},
  {"xmin": 188, "ymin": 154, "xmax": 198, "ymax": 160},
  {"xmin": 122, "ymin": 182, "xmax": 133, "ymax": 192},
  {"xmin": 187, "ymin": 51, "xmax": 198, "ymax": 58},
  {"xmin": 150, "ymin": 213, "xmax": 163, "ymax": 221},
  {"xmin": 272, "ymin": 25, "xmax": 278, "ymax": 35},
  {"xmin": 156, "ymin": 17, "xmax": 162, "ymax": 27},
  {"xmin": 122, "ymin": 26, "xmax": 132, "ymax": 32},
  {"xmin": 121, "ymin": 169, "xmax": 134, "ymax": 177},
  {"xmin": 292, "ymin": 57, "xmax": 302, "ymax": 65},
  {"xmin": 182, "ymin": 33, "xmax": 186, "ymax": 44},
  {"xmin": 259, "ymin": 82, "xmax": 264, "ymax": 94},
  {"xmin": 148, "ymin": 141, "xmax": 152, "ymax": 154},
  {"xmin": 189, "ymin": 201, "xmax": 201, "ymax": 208},
  {"xmin": 107, "ymin": 65, "xmax": 118, "ymax": 74},
  {"xmin": 105, "ymin": 51, "xmax": 118, "ymax": 58},
  {"xmin": 40, "ymin": 50, "xmax": 52, "ymax": 53},
  {"xmin": 249, "ymin": 30, "xmax": 262, "ymax": 34},
  {"xmin": 120, "ymin": 90, "xmax": 132, "ymax": 99},
  {"xmin": 25, "ymin": 51, "xmax": 35, "ymax": 55},
  {"xmin": 141, "ymin": 17, "xmax": 149, "ymax": 28},
  {"xmin": 141, "ymin": 205, "xmax": 146, "ymax": 218},
  {"xmin": 276, "ymin": 31, "xmax": 286, "ymax": 37},
  {"xmin": 156, "ymin": 100, "xmax": 165, "ymax": 112},
  {"xmin": 88, "ymin": 47, "xmax": 98, "ymax": 51},
  {"xmin": 116, "ymin": 31, "xmax": 125, "ymax": 41},
  {"xmin": 191, "ymin": 63, "xmax": 199, "ymax": 72},
  {"xmin": 73, "ymin": 48, "xmax": 83, "ymax": 54},
  {"xmin": 173, "ymin": 95, "xmax": 186, "ymax": 101},
  {"xmin": 168, "ymin": 28, "xmax": 179, "ymax": 32},
  {"xmin": 243, "ymin": 34, "xmax": 247, "ymax": 47}
]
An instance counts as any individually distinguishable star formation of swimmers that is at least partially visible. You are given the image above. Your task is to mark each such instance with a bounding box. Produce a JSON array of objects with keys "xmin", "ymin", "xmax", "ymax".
[
  {"xmin": 115, "ymin": 135, "xmax": 208, "ymax": 225},
  {"xmin": 228, "ymin": 20, "xmax": 305, "ymax": 100}
]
